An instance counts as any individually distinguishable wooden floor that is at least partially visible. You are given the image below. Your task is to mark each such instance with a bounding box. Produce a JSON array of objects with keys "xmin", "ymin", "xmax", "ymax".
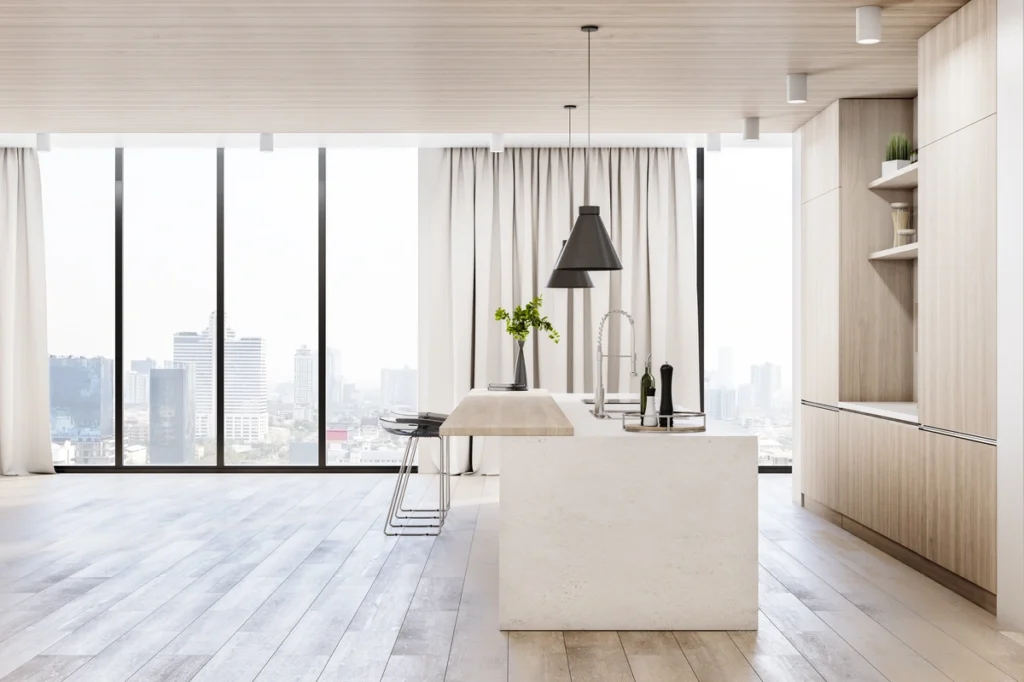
[{"xmin": 0, "ymin": 474, "xmax": 1023, "ymax": 682}]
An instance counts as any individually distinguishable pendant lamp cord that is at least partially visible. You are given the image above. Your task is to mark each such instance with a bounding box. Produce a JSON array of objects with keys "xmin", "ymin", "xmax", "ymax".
[
  {"xmin": 585, "ymin": 29, "xmax": 591, "ymax": 205},
  {"xmin": 568, "ymin": 106, "xmax": 573, "ymax": 228}
]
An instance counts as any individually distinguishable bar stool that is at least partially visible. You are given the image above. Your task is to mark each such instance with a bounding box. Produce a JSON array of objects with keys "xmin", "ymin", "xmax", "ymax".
[{"xmin": 381, "ymin": 411, "xmax": 451, "ymax": 536}]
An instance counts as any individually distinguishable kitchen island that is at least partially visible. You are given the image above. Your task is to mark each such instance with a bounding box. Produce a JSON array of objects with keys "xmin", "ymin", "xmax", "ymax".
[{"xmin": 440, "ymin": 389, "xmax": 759, "ymax": 631}]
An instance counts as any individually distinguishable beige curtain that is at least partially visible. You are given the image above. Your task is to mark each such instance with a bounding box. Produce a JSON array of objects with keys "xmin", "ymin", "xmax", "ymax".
[
  {"xmin": 0, "ymin": 149, "xmax": 54, "ymax": 475},
  {"xmin": 419, "ymin": 147, "xmax": 698, "ymax": 473}
]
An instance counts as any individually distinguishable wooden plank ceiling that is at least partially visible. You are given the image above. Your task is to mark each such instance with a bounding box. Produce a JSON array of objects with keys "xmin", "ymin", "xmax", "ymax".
[{"xmin": 0, "ymin": 0, "xmax": 966, "ymax": 133}]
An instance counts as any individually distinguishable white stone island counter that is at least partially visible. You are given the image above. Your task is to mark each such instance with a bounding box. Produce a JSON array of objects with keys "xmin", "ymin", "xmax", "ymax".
[{"xmin": 440, "ymin": 390, "xmax": 759, "ymax": 631}]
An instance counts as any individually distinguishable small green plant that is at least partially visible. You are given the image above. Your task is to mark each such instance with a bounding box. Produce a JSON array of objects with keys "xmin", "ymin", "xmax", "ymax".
[
  {"xmin": 494, "ymin": 296, "xmax": 560, "ymax": 343},
  {"xmin": 886, "ymin": 133, "xmax": 911, "ymax": 162}
]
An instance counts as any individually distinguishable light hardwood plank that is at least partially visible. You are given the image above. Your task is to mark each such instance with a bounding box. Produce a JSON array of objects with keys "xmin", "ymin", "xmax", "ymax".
[
  {"xmin": 618, "ymin": 631, "xmax": 697, "ymax": 682},
  {"xmin": 729, "ymin": 613, "xmax": 825, "ymax": 682},
  {"xmin": 674, "ymin": 631, "xmax": 759, "ymax": 682},
  {"xmin": 508, "ymin": 632, "xmax": 571, "ymax": 682},
  {"xmin": 564, "ymin": 632, "xmax": 634, "ymax": 682}
]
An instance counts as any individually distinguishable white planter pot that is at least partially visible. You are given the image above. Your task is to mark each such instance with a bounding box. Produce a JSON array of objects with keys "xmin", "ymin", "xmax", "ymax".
[{"xmin": 882, "ymin": 159, "xmax": 910, "ymax": 177}]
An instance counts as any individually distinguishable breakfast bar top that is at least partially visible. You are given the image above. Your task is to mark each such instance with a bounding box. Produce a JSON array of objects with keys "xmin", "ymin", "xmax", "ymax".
[{"xmin": 439, "ymin": 389, "xmax": 574, "ymax": 437}]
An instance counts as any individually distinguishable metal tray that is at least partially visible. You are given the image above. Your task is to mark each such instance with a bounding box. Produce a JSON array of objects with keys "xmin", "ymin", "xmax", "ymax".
[{"xmin": 620, "ymin": 410, "xmax": 706, "ymax": 433}]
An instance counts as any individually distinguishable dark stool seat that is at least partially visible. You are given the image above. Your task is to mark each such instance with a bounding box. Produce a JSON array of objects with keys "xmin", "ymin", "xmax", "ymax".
[{"xmin": 381, "ymin": 411, "xmax": 451, "ymax": 536}]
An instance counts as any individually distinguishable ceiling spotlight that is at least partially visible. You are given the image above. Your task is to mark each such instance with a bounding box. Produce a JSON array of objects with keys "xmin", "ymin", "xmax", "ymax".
[
  {"xmin": 705, "ymin": 133, "xmax": 721, "ymax": 152},
  {"xmin": 259, "ymin": 133, "xmax": 274, "ymax": 152},
  {"xmin": 743, "ymin": 117, "xmax": 760, "ymax": 142},
  {"xmin": 35, "ymin": 133, "xmax": 50, "ymax": 152},
  {"xmin": 787, "ymin": 74, "xmax": 808, "ymax": 104},
  {"xmin": 490, "ymin": 133, "xmax": 505, "ymax": 153},
  {"xmin": 856, "ymin": 6, "xmax": 882, "ymax": 44}
]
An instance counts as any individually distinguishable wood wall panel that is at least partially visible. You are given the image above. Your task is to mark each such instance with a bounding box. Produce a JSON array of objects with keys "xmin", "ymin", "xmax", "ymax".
[
  {"xmin": 839, "ymin": 411, "xmax": 922, "ymax": 551},
  {"xmin": 801, "ymin": 405, "xmax": 839, "ymax": 511},
  {"xmin": 837, "ymin": 100, "xmax": 916, "ymax": 403},
  {"xmin": 923, "ymin": 431, "xmax": 997, "ymax": 592},
  {"xmin": 918, "ymin": 115, "xmax": 997, "ymax": 439},
  {"xmin": 918, "ymin": 0, "xmax": 997, "ymax": 147},
  {"xmin": 0, "ymin": 1, "xmax": 969, "ymax": 133},
  {"xmin": 800, "ymin": 190, "xmax": 840, "ymax": 406},
  {"xmin": 800, "ymin": 102, "xmax": 840, "ymax": 202}
]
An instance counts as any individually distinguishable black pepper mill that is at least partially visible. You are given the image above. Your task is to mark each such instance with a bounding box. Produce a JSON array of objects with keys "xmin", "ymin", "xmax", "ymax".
[{"xmin": 658, "ymin": 362, "xmax": 674, "ymax": 427}]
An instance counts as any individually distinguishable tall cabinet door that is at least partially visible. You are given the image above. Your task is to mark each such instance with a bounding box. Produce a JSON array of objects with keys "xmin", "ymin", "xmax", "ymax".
[
  {"xmin": 801, "ymin": 404, "xmax": 839, "ymax": 511},
  {"xmin": 918, "ymin": 115, "xmax": 996, "ymax": 439},
  {"xmin": 801, "ymin": 190, "xmax": 840, "ymax": 406}
]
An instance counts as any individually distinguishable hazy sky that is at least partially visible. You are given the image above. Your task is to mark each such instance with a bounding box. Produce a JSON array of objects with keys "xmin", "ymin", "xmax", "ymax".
[
  {"xmin": 41, "ymin": 145, "xmax": 789, "ymax": 388},
  {"xmin": 43, "ymin": 148, "xmax": 419, "ymax": 385},
  {"xmin": 703, "ymin": 147, "xmax": 793, "ymax": 388}
]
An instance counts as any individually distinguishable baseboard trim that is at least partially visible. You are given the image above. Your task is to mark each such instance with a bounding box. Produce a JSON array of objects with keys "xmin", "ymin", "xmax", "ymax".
[{"xmin": 801, "ymin": 496, "xmax": 996, "ymax": 615}]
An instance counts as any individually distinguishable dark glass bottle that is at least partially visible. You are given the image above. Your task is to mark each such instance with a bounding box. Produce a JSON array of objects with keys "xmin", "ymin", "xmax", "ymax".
[
  {"xmin": 659, "ymin": 362, "xmax": 674, "ymax": 427},
  {"xmin": 640, "ymin": 355, "xmax": 655, "ymax": 414}
]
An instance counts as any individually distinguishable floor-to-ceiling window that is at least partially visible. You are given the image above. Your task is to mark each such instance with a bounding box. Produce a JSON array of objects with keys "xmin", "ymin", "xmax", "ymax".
[
  {"xmin": 224, "ymin": 149, "xmax": 319, "ymax": 465},
  {"xmin": 704, "ymin": 146, "xmax": 793, "ymax": 467},
  {"xmin": 44, "ymin": 144, "xmax": 417, "ymax": 470},
  {"xmin": 123, "ymin": 149, "xmax": 217, "ymax": 466},
  {"xmin": 41, "ymin": 150, "xmax": 116, "ymax": 466},
  {"xmin": 326, "ymin": 149, "xmax": 418, "ymax": 466}
]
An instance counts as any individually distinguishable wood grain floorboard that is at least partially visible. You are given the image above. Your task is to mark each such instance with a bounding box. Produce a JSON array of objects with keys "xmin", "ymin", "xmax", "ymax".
[{"xmin": 1, "ymin": 474, "xmax": 1023, "ymax": 682}]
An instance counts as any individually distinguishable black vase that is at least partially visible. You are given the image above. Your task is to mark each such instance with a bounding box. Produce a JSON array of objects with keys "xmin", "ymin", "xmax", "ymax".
[
  {"xmin": 659, "ymin": 362, "xmax": 674, "ymax": 427},
  {"xmin": 514, "ymin": 339, "xmax": 528, "ymax": 388}
]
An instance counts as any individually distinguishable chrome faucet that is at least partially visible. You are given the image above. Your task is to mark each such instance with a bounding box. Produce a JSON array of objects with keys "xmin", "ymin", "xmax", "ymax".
[{"xmin": 593, "ymin": 310, "xmax": 638, "ymax": 418}]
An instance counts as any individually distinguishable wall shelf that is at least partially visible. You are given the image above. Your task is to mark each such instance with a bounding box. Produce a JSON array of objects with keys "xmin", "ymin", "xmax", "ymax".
[
  {"xmin": 869, "ymin": 243, "xmax": 918, "ymax": 261},
  {"xmin": 868, "ymin": 163, "xmax": 919, "ymax": 190}
]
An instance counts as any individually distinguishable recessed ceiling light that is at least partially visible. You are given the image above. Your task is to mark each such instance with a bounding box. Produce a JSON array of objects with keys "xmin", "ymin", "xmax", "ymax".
[
  {"xmin": 490, "ymin": 133, "xmax": 505, "ymax": 153},
  {"xmin": 787, "ymin": 74, "xmax": 808, "ymax": 104},
  {"xmin": 743, "ymin": 117, "xmax": 760, "ymax": 142},
  {"xmin": 259, "ymin": 133, "xmax": 274, "ymax": 152},
  {"xmin": 856, "ymin": 6, "xmax": 882, "ymax": 44}
]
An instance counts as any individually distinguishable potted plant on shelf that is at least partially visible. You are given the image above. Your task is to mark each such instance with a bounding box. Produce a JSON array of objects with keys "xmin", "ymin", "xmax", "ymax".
[
  {"xmin": 494, "ymin": 296, "xmax": 560, "ymax": 389},
  {"xmin": 883, "ymin": 132, "xmax": 912, "ymax": 177}
]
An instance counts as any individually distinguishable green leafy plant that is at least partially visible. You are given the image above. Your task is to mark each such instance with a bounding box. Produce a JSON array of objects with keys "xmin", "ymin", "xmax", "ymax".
[
  {"xmin": 494, "ymin": 296, "xmax": 560, "ymax": 344},
  {"xmin": 886, "ymin": 133, "xmax": 911, "ymax": 162}
]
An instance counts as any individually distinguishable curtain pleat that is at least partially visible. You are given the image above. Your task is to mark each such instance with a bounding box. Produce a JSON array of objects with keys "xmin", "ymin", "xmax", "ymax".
[
  {"xmin": 0, "ymin": 149, "xmax": 54, "ymax": 475},
  {"xmin": 419, "ymin": 147, "xmax": 698, "ymax": 474}
]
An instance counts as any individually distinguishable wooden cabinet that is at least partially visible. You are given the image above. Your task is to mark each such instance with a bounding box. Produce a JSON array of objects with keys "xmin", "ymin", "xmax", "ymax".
[
  {"xmin": 800, "ymin": 101, "xmax": 839, "ymax": 202},
  {"xmin": 922, "ymin": 431, "xmax": 996, "ymax": 592},
  {"xmin": 800, "ymin": 191, "xmax": 840, "ymax": 406},
  {"xmin": 918, "ymin": 115, "xmax": 997, "ymax": 439},
  {"xmin": 801, "ymin": 404, "xmax": 839, "ymax": 511},
  {"xmin": 839, "ymin": 411, "xmax": 924, "ymax": 554},
  {"xmin": 837, "ymin": 413, "xmax": 995, "ymax": 593},
  {"xmin": 917, "ymin": 0, "xmax": 996, "ymax": 147}
]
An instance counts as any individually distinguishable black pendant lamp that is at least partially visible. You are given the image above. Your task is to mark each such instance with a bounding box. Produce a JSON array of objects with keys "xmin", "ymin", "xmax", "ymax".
[
  {"xmin": 553, "ymin": 25, "xmax": 623, "ymax": 272},
  {"xmin": 548, "ymin": 105, "xmax": 594, "ymax": 289}
]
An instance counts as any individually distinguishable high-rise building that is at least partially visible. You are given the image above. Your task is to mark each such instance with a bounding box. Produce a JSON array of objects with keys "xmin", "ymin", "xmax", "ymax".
[
  {"xmin": 49, "ymin": 355, "xmax": 114, "ymax": 441},
  {"xmin": 707, "ymin": 387, "xmax": 737, "ymax": 421},
  {"xmin": 173, "ymin": 312, "xmax": 216, "ymax": 440},
  {"xmin": 381, "ymin": 366, "xmax": 417, "ymax": 409},
  {"xmin": 225, "ymin": 335, "xmax": 268, "ymax": 442},
  {"xmin": 124, "ymin": 370, "xmax": 149, "ymax": 406},
  {"xmin": 751, "ymin": 362, "xmax": 782, "ymax": 412},
  {"xmin": 737, "ymin": 382, "xmax": 755, "ymax": 413},
  {"xmin": 149, "ymin": 366, "xmax": 195, "ymax": 464},
  {"xmin": 716, "ymin": 347, "xmax": 736, "ymax": 388},
  {"xmin": 326, "ymin": 347, "xmax": 343, "ymax": 412},
  {"xmin": 293, "ymin": 345, "xmax": 317, "ymax": 422},
  {"xmin": 130, "ymin": 358, "xmax": 157, "ymax": 374}
]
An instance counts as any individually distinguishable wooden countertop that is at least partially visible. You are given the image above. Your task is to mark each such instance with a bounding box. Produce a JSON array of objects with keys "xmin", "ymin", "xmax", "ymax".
[{"xmin": 439, "ymin": 389, "xmax": 574, "ymax": 437}]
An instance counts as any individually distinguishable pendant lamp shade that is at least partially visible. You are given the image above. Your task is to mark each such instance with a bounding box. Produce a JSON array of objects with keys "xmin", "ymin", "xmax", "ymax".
[
  {"xmin": 554, "ymin": 206, "xmax": 623, "ymax": 271},
  {"xmin": 547, "ymin": 240, "xmax": 595, "ymax": 288}
]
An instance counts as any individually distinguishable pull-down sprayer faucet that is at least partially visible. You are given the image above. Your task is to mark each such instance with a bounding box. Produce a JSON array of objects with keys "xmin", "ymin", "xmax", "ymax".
[{"xmin": 593, "ymin": 310, "xmax": 638, "ymax": 418}]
